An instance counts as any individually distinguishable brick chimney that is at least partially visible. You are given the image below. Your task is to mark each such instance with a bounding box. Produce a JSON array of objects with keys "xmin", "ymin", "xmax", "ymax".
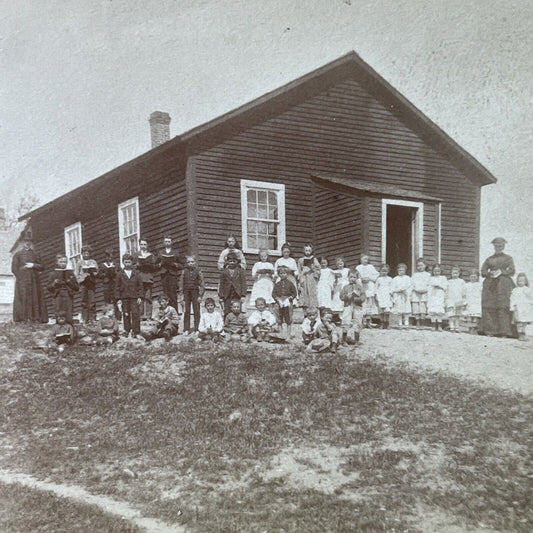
[{"xmin": 149, "ymin": 111, "xmax": 171, "ymax": 148}]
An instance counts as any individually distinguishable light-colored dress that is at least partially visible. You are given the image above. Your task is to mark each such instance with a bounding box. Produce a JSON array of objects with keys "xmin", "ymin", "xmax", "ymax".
[
  {"xmin": 411, "ymin": 271, "xmax": 430, "ymax": 302},
  {"xmin": 331, "ymin": 267, "xmax": 350, "ymax": 313},
  {"xmin": 250, "ymin": 261, "xmax": 275, "ymax": 304},
  {"xmin": 446, "ymin": 278, "xmax": 466, "ymax": 316},
  {"xmin": 510, "ymin": 286, "xmax": 533, "ymax": 323},
  {"xmin": 463, "ymin": 281, "xmax": 482, "ymax": 318},
  {"xmin": 297, "ymin": 256, "xmax": 320, "ymax": 309},
  {"xmin": 375, "ymin": 275, "xmax": 393, "ymax": 311},
  {"xmin": 356, "ymin": 263, "xmax": 379, "ymax": 316},
  {"xmin": 217, "ymin": 248, "xmax": 247, "ymax": 270},
  {"xmin": 391, "ymin": 274, "xmax": 411, "ymax": 314},
  {"xmin": 428, "ymin": 275, "xmax": 448, "ymax": 317},
  {"xmin": 317, "ymin": 267, "xmax": 335, "ymax": 309}
]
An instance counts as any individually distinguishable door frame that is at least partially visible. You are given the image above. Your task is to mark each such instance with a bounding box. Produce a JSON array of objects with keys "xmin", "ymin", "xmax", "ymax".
[{"xmin": 381, "ymin": 198, "xmax": 424, "ymax": 273}]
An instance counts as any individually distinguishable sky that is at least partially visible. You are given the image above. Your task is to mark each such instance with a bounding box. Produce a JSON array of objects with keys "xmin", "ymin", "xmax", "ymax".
[{"xmin": 1, "ymin": 0, "xmax": 532, "ymax": 271}]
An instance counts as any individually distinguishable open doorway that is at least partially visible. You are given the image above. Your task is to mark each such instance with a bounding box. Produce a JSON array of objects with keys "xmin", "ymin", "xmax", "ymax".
[{"xmin": 382, "ymin": 199, "xmax": 424, "ymax": 274}]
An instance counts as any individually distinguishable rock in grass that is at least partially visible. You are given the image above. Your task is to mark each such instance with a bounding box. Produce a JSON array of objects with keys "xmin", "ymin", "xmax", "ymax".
[{"xmin": 228, "ymin": 410, "xmax": 242, "ymax": 422}]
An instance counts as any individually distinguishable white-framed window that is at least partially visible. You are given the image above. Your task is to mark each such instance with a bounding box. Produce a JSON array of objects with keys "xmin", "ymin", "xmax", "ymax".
[
  {"xmin": 240, "ymin": 179, "xmax": 286, "ymax": 255},
  {"xmin": 64, "ymin": 222, "xmax": 82, "ymax": 270},
  {"xmin": 118, "ymin": 197, "xmax": 140, "ymax": 260}
]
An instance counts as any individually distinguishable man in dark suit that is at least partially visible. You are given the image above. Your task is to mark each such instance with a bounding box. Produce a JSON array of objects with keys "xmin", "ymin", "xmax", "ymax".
[{"xmin": 115, "ymin": 253, "xmax": 144, "ymax": 339}]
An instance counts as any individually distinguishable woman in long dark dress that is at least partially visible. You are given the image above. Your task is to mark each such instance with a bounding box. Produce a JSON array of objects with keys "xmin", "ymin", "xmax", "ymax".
[
  {"xmin": 11, "ymin": 235, "xmax": 48, "ymax": 323},
  {"xmin": 480, "ymin": 237, "xmax": 515, "ymax": 337}
]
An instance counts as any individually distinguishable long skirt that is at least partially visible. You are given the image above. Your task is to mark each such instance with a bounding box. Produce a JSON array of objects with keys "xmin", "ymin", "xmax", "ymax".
[{"xmin": 481, "ymin": 276, "xmax": 515, "ymax": 337}]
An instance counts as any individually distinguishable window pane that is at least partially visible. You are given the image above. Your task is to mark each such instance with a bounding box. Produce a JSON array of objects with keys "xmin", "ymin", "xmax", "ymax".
[
  {"xmin": 247, "ymin": 220, "xmax": 258, "ymax": 234},
  {"xmin": 257, "ymin": 204, "xmax": 268, "ymax": 219},
  {"xmin": 258, "ymin": 235, "xmax": 269, "ymax": 250},
  {"xmin": 268, "ymin": 222, "xmax": 277, "ymax": 235},
  {"xmin": 248, "ymin": 204, "xmax": 258, "ymax": 218},
  {"xmin": 247, "ymin": 189, "xmax": 256, "ymax": 203},
  {"xmin": 257, "ymin": 190, "xmax": 267, "ymax": 204},
  {"xmin": 248, "ymin": 234, "xmax": 258, "ymax": 249},
  {"xmin": 268, "ymin": 236, "xmax": 277, "ymax": 250},
  {"xmin": 268, "ymin": 206, "xmax": 278, "ymax": 220},
  {"xmin": 267, "ymin": 191, "xmax": 276, "ymax": 205}
]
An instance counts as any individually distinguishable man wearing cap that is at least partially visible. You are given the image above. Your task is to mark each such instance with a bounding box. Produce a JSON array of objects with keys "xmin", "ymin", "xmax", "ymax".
[
  {"xmin": 480, "ymin": 237, "xmax": 516, "ymax": 337},
  {"xmin": 11, "ymin": 233, "xmax": 48, "ymax": 322}
]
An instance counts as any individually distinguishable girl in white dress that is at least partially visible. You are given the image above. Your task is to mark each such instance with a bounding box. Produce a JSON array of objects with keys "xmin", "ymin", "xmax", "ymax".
[
  {"xmin": 428, "ymin": 264, "xmax": 448, "ymax": 331},
  {"xmin": 356, "ymin": 254, "xmax": 379, "ymax": 327},
  {"xmin": 316, "ymin": 256, "xmax": 335, "ymax": 310},
  {"xmin": 446, "ymin": 266, "xmax": 466, "ymax": 332},
  {"xmin": 463, "ymin": 270, "xmax": 482, "ymax": 334},
  {"xmin": 510, "ymin": 273, "xmax": 533, "ymax": 341},
  {"xmin": 250, "ymin": 250, "xmax": 275, "ymax": 308},
  {"xmin": 331, "ymin": 257, "xmax": 350, "ymax": 322},
  {"xmin": 410, "ymin": 258, "xmax": 430, "ymax": 329},
  {"xmin": 391, "ymin": 263, "xmax": 411, "ymax": 329},
  {"xmin": 375, "ymin": 263, "xmax": 393, "ymax": 329}
]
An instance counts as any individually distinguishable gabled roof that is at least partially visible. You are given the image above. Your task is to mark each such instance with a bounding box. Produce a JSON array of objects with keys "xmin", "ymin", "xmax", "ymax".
[
  {"xmin": 311, "ymin": 174, "xmax": 442, "ymax": 202},
  {"xmin": 21, "ymin": 51, "xmax": 496, "ymax": 221}
]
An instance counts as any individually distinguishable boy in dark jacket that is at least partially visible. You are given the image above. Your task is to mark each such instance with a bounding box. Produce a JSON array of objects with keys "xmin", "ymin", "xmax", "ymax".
[
  {"xmin": 180, "ymin": 255, "xmax": 205, "ymax": 333},
  {"xmin": 134, "ymin": 238, "xmax": 159, "ymax": 320},
  {"xmin": 99, "ymin": 248, "xmax": 121, "ymax": 320},
  {"xmin": 218, "ymin": 251, "xmax": 247, "ymax": 318},
  {"xmin": 47, "ymin": 254, "xmax": 79, "ymax": 323},
  {"xmin": 157, "ymin": 236, "xmax": 183, "ymax": 312},
  {"xmin": 272, "ymin": 266, "xmax": 298, "ymax": 339},
  {"xmin": 115, "ymin": 253, "xmax": 143, "ymax": 339}
]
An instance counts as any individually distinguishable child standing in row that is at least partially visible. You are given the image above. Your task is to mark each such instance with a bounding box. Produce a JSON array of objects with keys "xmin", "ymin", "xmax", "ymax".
[
  {"xmin": 356, "ymin": 254, "xmax": 379, "ymax": 327},
  {"xmin": 391, "ymin": 263, "xmax": 411, "ymax": 328},
  {"xmin": 251, "ymin": 250, "xmax": 275, "ymax": 310},
  {"xmin": 339, "ymin": 269, "xmax": 364, "ymax": 345},
  {"xmin": 115, "ymin": 253, "xmax": 143, "ymax": 339},
  {"xmin": 297, "ymin": 244, "xmax": 320, "ymax": 315},
  {"xmin": 272, "ymin": 266, "xmax": 297, "ymax": 338},
  {"xmin": 48, "ymin": 254, "xmax": 79, "ymax": 324},
  {"xmin": 181, "ymin": 256, "xmax": 205, "ymax": 333},
  {"xmin": 331, "ymin": 257, "xmax": 350, "ymax": 323},
  {"xmin": 446, "ymin": 266, "xmax": 466, "ymax": 332},
  {"xmin": 274, "ymin": 243, "xmax": 298, "ymax": 294},
  {"xmin": 218, "ymin": 251, "xmax": 247, "ymax": 318},
  {"xmin": 510, "ymin": 273, "xmax": 533, "ymax": 341},
  {"xmin": 100, "ymin": 249, "xmax": 121, "ymax": 320},
  {"xmin": 464, "ymin": 270, "xmax": 482, "ymax": 334},
  {"xmin": 198, "ymin": 298, "xmax": 224, "ymax": 342},
  {"xmin": 75, "ymin": 245, "xmax": 99, "ymax": 324},
  {"xmin": 375, "ymin": 264, "xmax": 393, "ymax": 329},
  {"xmin": 428, "ymin": 264, "xmax": 447, "ymax": 331},
  {"xmin": 410, "ymin": 258, "xmax": 430, "ymax": 329},
  {"xmin": 135, "ymin": 238, "xmax": 158, "ymax": 320},
  {"xmin": 317, "ymin": 256, "xmax": 335, "ymax": 310}
]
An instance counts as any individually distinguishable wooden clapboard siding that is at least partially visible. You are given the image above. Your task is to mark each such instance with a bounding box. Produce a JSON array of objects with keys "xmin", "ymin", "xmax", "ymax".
[
  {"xmin": 30, "ymin": 155, "xmax": 187, "ymax": 316},
  {"xmin": 194, "ymin": 77, "xmax": 480, "ymax": 284},
  {"xmin": 314, "ymin": 186, "xmax": 362, "ymax": 267}
]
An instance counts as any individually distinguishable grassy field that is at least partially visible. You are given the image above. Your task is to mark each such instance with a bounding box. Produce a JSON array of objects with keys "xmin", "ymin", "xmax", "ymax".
[{"xmin": 0, "ymin": 322, "xmax": 531, "ymax": 532}]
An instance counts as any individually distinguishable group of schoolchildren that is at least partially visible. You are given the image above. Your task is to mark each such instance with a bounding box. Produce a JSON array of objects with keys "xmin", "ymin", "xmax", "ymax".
[{"xmin": 46, "ymin": 234, "xmax": 532, "ymax": 352}]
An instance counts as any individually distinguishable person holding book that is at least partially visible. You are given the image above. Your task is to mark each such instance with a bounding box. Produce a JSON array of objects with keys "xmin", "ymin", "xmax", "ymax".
[
  {"xmin": 75, "ymin": 244, "xmax": 99, "ymax": 324},
  {"xmin": 157, "ymin": 236, "xmax": 183, "ymax": 312}
]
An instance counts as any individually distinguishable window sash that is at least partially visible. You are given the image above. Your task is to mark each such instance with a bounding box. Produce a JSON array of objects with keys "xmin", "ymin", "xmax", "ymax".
[{"xmin": 118, "ymin": 198, "xmax": 140, "ymax": 260}]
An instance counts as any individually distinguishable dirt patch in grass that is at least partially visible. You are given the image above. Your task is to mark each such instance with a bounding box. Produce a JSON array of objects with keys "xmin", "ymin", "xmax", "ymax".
[{"xmin": 0, "ymin": 322, "xmax": 531, "ymax": 532}]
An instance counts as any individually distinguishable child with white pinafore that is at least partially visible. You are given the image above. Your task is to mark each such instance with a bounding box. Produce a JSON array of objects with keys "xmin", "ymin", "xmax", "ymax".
[
  {"xmin": 391, "ymin": 263, "xmax": 411, "ymax": 328},
  {"xmin": 331, "ymin": 257, "xmax": 350, "ymax": 323},
  {"xmin": 428, "ymin": 264, "xmax": 448, "ymax": 331},
  {"xmin": 463, "ymin": 270, "xmax": 482, "ymax": 334},
  {"xmin": 316, "ymin": 256, "xmax": 336, "ymax": 311},
  {"xmin": 446, "ymin": 266, "xmax": 466, "ymax": 332},
  {"xmin": 356, "ymin": 254, "xmax": 379, "ymax": 327},
  {"xmin": 375, "ymin": 263, "xmax": 393, "ymax": 329},
  {"xmin": 510, "ymin": 272, "xmax": 533, "ymax": 341},
  {"xmin": 250, "ymin": 250, "xmax": 275, "ymax": 309},
  {"xmin": 410, "ymin": 258, "xmax": 431, "ymax": 329}
]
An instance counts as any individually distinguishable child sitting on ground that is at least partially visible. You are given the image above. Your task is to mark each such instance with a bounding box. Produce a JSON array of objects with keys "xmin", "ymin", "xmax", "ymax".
[
  {"xmin": 248, "ymin": 297, "xmax": 277, "ymax": 342},
  {"xmin": 307, "ymin": 308, "xmax": 341, "ymax": 353},
  {"xmin": 95, "ymin": 304, "xmax": 120, "ymax": 344},
  {"xmin": 48, "ymin": 311, "xmax": 75, "ymax": 353},
  {"xmin": 198, "ymin": 298, "xmax": 224, "ymax": 342},
  {"xmin": 301, "ymin": 307, "xmax": 322, "ymax": 346},
  {"xmin": 144, "ymin": 295, "xmax": 180, "ymax": 342},
  {"xmin": 224, "ymin": 299, "xmax": 249, "ymax": 342},
  {"xmin": 272, "ymin": 266, "xmax": 297, "ymax": 339},
  {"xmin": 340, "ymin": 268, "xmax": 365, "ymax": 345}
]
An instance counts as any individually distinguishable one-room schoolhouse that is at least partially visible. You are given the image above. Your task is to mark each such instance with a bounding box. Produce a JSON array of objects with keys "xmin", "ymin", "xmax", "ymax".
[{"xmin": 19, "ymin": 51, "xmax": 496, "ymax": 315}]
